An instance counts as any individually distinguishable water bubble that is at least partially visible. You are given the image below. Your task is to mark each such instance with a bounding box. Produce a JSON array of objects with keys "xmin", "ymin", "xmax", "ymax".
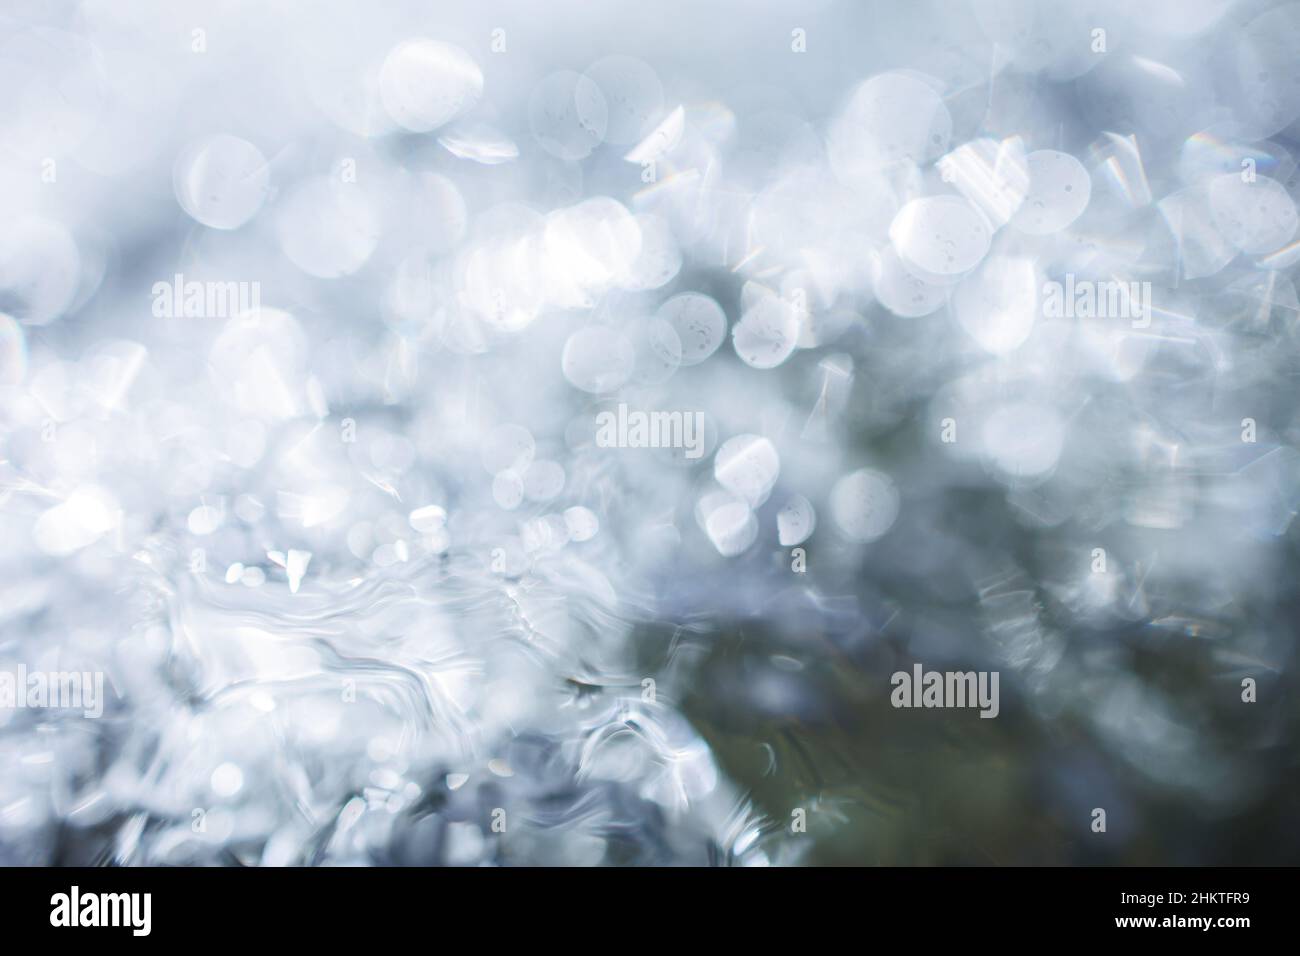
[
  {"xmin": 379, "ymin": 39, "xmax": 482, "ymax": 132},
  {"xmin": 657, "ymin": 293, "xmax": 726, "ymax": 365},
  {"xmin": 829, "ymin": 469, "xmax": 899, "ymax": 543},
  {"xmin": 173, "ymin": 135, "xmax": 270, "ymax": 230}
]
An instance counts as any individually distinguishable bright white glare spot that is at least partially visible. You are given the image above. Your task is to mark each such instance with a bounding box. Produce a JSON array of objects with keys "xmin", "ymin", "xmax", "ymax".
[
  {"xmin": 408, "ymin": 505, "xmax": 447, "ymax": 534},
  {"xmin": 829, "ymin": 469, "xmax": 900, "ymax": 543},
  {"xmin": 437, "ymin": 121, "xmax": 519, "ymax": 164},
  {"xmin": 714, "ymin": 435, "xmax": 780, "ymax": 509},
  {"xmin": 776, "ymin": 495, "xmax": 816, "ymax": 546},
  {"xmin": 982, "ymin": 403, "xmax": 1065, "ymax": 481},
  {"xmin": 705, "ymin": 500, "xmax": 758, "ymax": 557},
  {"xmin": 286, "ymin": 549, "xmax": 312, "ymax": 594},
  {"xmin": 625, "ymin": 104, "xmax": 685, "ymax": 163},
  {"xmin": 33, "ymin": 486, "xmax": 120, "ymax": 556},
  {"xmin": 187, "ymin": 505, "xmax": 223, "ymax": 536},
  {"xmin": 952, "ymin": 256, "xmax": 1039, "ymax": 354},
  {"xmin": 211, "ymin": 763, "xmax": 244, "ymax": 797},
  {"xmin": 564, "ymin": 506, "xmax": 600, "ymax": 541},
  {"xmin": 379, "ymin": 39, "xmax": 482, "ymax": 132},
  {"xmin": 732, "ymin": 294, "xmax": 799, "ymax": 369},
  {"xmin": 938, "ymin": 137, "xmax": 1030, "ymax": 228}
]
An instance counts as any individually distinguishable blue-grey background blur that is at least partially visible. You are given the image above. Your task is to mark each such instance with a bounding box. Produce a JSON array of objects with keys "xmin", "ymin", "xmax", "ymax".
[{"xmin": 1, "ymin": 0, "xmax": 1298, "ymax": 865}]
